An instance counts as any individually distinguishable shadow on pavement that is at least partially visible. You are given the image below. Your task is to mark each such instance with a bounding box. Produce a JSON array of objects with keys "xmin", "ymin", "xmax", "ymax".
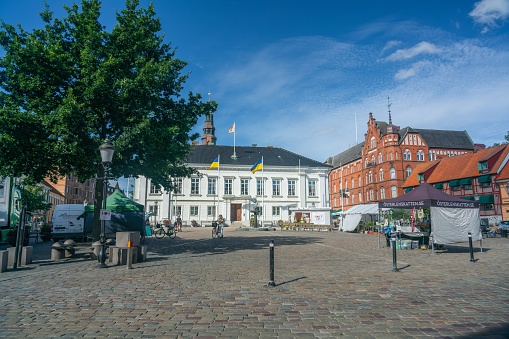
[{"xmin": 145, "ymin": 234, "xmax": 323, "ymax": 258}]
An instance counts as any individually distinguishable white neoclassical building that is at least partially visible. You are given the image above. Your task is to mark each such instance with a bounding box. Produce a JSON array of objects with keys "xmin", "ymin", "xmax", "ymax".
[{"xmin": 133, "ymin": 145, "xmax": 331, "ymax": 227}]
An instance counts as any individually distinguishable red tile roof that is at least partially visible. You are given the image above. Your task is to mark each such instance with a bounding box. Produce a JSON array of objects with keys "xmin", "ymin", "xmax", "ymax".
[{"xmin": 405, "ymin": 144, "xmax": 509, "ymax": 186}]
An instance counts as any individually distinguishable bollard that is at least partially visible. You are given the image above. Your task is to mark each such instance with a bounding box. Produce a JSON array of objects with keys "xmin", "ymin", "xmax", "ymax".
[
  {"xmin": 127, "ymin": 240, "xmax": 133, "ymax": 269},
  {"xmin": 468, "ymin": 232, "xmax": 475, "ymax": 262},
  {"xmin": 391, "ymin": 238, "xmax": 399, "ymax": 272},
  {"xmin": 268, "ymin": 240, "xmax": 275, "ymax": 287}
]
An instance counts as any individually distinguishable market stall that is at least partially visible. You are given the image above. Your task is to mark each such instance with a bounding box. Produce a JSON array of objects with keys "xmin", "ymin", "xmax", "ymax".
[{"xmin": 378, "ymin": 182, "xmax": 481, "ymax": 244}]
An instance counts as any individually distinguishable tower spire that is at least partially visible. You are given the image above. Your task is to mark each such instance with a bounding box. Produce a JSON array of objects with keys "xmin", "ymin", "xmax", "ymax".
[
  {"xmin": 387, "ymin": 96, "xmax": 392, "ymax": 125},
  {"xmin": 201, "ymin": 91, "xmax": 217, "ymax": 145}
]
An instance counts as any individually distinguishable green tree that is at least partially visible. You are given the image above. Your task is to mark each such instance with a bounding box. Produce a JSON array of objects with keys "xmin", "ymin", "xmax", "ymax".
[
  {"xmin": 0, "ymin": 0, "xmax": 216, "ymax": 240},
  {"xmin": 505, "ymin": 131, "xmax": 509, "ymax": 142}
]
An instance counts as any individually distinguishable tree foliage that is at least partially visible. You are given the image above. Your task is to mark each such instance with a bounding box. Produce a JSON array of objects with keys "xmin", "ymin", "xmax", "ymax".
[
  {"xmin": 17, "ymin": 179, "xmax": 53, "ymax": 214},
  {"xmin": 0, "ymin": 0, "xmax": 215, "ymax": 189}
]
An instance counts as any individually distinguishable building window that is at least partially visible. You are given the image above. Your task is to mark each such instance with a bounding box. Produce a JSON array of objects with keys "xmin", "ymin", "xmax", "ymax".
[
  {"xmin": 380, "ymin": 187, "xmax": 386, "ymax": 199},
  {"xmin": 351, "ymin": 193, "xmax": 355, "ymax": 204},
  {"xmin": 390, "ymin": 152, "xmax": 393, "ymax": 160},
  {"xmin": 150, "ymin": 183, "xmax": 160, "ymax": 194},
  {"xmin": 358, "ymin": 176, "xmax": 362, "ymax": 187},
  {"xmin": 272, "ymin": 206, "xmax": 281, "ymax": 216},
  {"xmin": 378, "ymin": 153, "xmax": 383, "ymax": 164},
  {"xmin": 359, "ymin": 192, "xmax": 363, "ymax": 202},
  {"xmin": 391, "ymin": 186, "xmax": 397, "ymax": 198},
  {"xmin": 241, "ymin": 178, "xmax": 249, "ymax": 196},
  {"xmin": 370, "ymin": 136, "xmax": 376, "ymax": 149},
  {"xmin": 351, "ymin": 178, "xmax": 354, "ymax": 188},
  {"xmin": 404, "ymin": 149, "xmax": 411, "ymax": 160},
  {"xmin": 369, "ymin": 189, "xmax": 374, "ymax": 201},
  {"xmin": 379, "ymin": 169, "xmax": 384, "ymax": 181},
  {"xmin": 390, "ymin": 168, "xmax": 396, "ymax": 179},
  {"xmin": 406, "ymin": 166, "xmax": 412, "ymax": 179},
  {"xmin": 368, "ymin": 171, "xmax": 373, "ymax": 183},
  {"xmin": 190, "ymin": 206, "xmax": 199, "ymax": 216},
  {"xmin": 172, "ymin": 205, "xmax": 182, "ymax": 217},
  {"xmin": 308, "ymin": 180, "xmax": 317, "ymax": 197},
  {"xmin": 224, "ymin": 178, "xmax": 233, "ymax": 195},
  {"xmin": 272, "ymin": 179, "xmax": 281, "ymax": 196},
  {"xmin": 208, "ymin": 178, "xmax": 217, "ymax": 195},
  {"xmin": 149, "ymin": 204, "xmax": 159, "ymax": 216},
  {"xmin": 417, "ymin": 150, "xmax": 424, "ymax": 161},
  {"xmin": 207, "ymin": 206, "xmax": 216, "ymax": 217},
  {"xmin": 257, "ymin": 179, "xmax": 264, "ymax": 196},
  {"xmin": 191, "ymin": 178, "xmax": 200, "ymax": 195},
  {"xmin": 173, "ymin": 178, "xmax": 183, "ymax": 194}
]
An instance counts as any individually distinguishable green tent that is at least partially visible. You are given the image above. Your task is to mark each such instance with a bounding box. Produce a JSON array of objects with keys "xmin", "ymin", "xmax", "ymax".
[
  {"xmin": 84, "ymin": 189, "xmax": 145, "ymax": 238},
  {"xmin": 85, "ymin": 189, "xmax": 144, "ymax": 213}
]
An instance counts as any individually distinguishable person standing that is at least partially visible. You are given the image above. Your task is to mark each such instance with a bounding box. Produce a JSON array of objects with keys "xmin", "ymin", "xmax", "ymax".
[
  {"xmin": 176, "ymin": 215, "xmax": 182, "ymax": 232},
  {"xmin": 217, "ymin": 214, "xmax": 225, "ymax": 238}
]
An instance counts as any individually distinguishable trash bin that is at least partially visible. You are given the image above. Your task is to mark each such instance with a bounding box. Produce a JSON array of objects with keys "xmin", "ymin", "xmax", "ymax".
[{"xmin": 501, "ymin": 229, "xmax": 508, "ymax": 238}]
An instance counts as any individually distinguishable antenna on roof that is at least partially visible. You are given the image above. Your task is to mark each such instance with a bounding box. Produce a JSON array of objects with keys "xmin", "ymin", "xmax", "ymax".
[{"xmin": 387, "ymin": 96, "xmax": 392, "ymax": 125}]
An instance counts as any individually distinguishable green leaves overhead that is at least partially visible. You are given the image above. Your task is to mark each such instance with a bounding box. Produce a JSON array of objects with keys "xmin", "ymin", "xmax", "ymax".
[{"xmin": 0, "ymin": 0, "xmax": 217, "ymax": 188}]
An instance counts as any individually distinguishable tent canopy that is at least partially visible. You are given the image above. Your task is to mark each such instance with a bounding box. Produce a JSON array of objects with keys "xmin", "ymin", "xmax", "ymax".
[
  {"xmin": 378, "ymin": 182, "xmax": 481, "ymax": 244},
  {"xmin": 378, "ymin": 182, "xmax": 479, "ymax": 209},
  {"xmin": 85, "ymin": 189, "xmax": 144, "ymax": 213}
]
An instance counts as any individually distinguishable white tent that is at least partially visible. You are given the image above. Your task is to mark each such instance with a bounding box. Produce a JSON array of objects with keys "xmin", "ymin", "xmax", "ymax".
[
  {"xmin": 379, "ymin": 182, "xmax": 481, "ymax": 244},
  {"xmin": 341, "ymin": 204, "xmax": 384, "ymax": 232}
]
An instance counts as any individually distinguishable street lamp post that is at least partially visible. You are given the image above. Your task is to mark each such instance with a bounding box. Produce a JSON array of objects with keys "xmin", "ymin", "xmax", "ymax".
[{"xmin": 98, "ymin": 139, "xmax": 115, "ymax": 268}]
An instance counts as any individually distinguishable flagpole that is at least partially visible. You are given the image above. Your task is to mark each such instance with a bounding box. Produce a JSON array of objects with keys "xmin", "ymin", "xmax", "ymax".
[
  {"xmin": 261, "ymin": 156, "xmax": 264, "ymax": 226},
  {"xmin": 217, "ymin": 154, "xmax": 220, "ymax": 220},
  {"xmin": 233, "ymin": 122, "xmax": 237, "ymax": 159}
]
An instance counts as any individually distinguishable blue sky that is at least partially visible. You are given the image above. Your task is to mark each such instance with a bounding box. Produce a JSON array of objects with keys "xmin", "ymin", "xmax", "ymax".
[{"xmin": 1, "ymin": 0, "xmax": 509, "ymax": 166}]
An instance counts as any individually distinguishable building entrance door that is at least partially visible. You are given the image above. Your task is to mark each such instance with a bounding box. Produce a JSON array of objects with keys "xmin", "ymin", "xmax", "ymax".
[{"xmin": 230, "ymin": 204, "xmax": 242, "ymax": 222}]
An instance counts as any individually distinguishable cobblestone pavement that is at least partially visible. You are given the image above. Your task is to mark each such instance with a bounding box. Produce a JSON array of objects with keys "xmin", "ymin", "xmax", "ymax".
[{"xmin": 1, "ymin": 228, "xmax": 508, "ymax": 338}]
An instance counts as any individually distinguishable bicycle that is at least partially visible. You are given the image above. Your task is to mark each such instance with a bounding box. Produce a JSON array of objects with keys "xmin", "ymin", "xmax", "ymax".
[
  {"xmin": 212, "ymin": 221, "xmax": 223, "ymax": 239},
  {"xmin": 154, "ymin": 224, "xmax": 177, "ymax": 239}
]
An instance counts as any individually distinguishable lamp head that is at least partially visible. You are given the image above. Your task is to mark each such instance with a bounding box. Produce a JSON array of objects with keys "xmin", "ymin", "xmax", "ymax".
[{"xmin": 99, "ymin": 139, "xmax": 115, "ymax": 164}]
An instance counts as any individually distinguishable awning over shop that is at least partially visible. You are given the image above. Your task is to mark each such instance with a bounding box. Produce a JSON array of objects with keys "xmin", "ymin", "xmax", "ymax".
[
  {"xmin": 449, "ymin": 179, "xmax": 460, "ymax": 187},
  {"xmin": 478, "ymin": 194, "xmax": 494, "ymax": 204},
  {"xmin": 434, "ymin": 183, "xmax": 443, "ymax": 189},
  {"xmin": 460, "ymin": 178, "xmax": 472, "ymax": 185},
  {"xmin": 462, "ymin": 196, "xmax": 475, "ymax": 201},
  {"xmin": 478, "ymin": 174, "xmax": 491, "ymax": 183}
]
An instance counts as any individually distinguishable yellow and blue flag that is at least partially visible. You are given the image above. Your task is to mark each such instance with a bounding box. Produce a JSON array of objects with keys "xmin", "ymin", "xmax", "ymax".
[
  {"xmin": 207, "ymin": 156, "xmax": 219, "ymax": 170},
  {"xmin": 251, "ymin": 157, "xmax": 263, "ymax": 174}
]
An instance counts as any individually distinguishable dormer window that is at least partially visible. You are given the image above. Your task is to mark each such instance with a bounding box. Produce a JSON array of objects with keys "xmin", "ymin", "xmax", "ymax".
[
  {"xmin": 418, "ymin": 174, "xmax": 424, "ymax": 182},
  {"xmin": 478, "ymin": 161, "xmax": 488, "ymax": 171}
]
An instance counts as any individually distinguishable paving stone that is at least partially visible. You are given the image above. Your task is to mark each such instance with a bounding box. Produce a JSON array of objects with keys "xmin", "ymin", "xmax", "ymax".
[{"xmin": 0, "ymin": 229, "xmax": 508, "ymax": 337}]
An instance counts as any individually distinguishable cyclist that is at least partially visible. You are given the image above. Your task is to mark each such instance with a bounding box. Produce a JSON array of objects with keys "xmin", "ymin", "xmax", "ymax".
[
  {"xmin": 176, "ymin": 215, "xmax": 182, "ymax": 232},
  {"xmin": 217, "ymin": 214, "xmax": 225, "ymax": 238}
]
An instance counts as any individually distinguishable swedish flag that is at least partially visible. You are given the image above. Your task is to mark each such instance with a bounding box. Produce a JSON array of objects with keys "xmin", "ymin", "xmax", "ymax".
[
  {"xmin": 251, "ymin": 157, "xmax": 263, "ymax": 174},
  {"xmin": 207, "ymin": 156, "xmax": 219, "ymax": 170}
]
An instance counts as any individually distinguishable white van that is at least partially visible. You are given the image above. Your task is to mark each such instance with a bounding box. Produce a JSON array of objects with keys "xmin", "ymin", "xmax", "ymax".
[{"xmin": 51, "ymin": 204, "xmax": 85, "ymax": 241}]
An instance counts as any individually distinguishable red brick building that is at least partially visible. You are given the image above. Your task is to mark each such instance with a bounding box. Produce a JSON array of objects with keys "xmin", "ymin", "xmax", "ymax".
[
  {"xmin": 328, "ymin": 112, "xmax": 475, "ymax": 213},
  {"xmin": 403, "ymin": 144, "xmax": 509, "ymax": 224}
]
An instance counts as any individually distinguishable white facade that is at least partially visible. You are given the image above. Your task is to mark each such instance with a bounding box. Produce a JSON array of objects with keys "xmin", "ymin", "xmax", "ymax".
[{"xmin": 134, "ymin": 161, "xmax": 329, "ymax": 227}]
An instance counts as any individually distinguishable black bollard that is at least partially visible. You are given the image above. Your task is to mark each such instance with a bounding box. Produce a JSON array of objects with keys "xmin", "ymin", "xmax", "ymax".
[
  {"xmin": 268, "ymin": 240, "xmax": 276, "ymax": 286},
  {"xmin": 391, "ymin": 238, "xmax": 399, "ymax": 272},
  {"xmin": 468, "ymin": 232, "xmax": 475, "ymax": 262}
]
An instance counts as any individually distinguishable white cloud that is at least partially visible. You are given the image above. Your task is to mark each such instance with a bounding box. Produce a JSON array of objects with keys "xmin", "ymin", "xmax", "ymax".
[
  {"xmin": 193, "ymin": 32, "xmax": 509, "ymax": 161},
  {"xmin": 394, "ymin": 61, "xmax": 431, "ymax": 80},
  {"xmin": 381, "ymin": 40, "xmax": 403, "ymax": 54},
  {"xmin": 385, "ymin": 42, "xmax": 441, "ymax": 61},
  {"xmin": 469, "ymin": 0, "xmax": 509, "ymax": 32}
]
